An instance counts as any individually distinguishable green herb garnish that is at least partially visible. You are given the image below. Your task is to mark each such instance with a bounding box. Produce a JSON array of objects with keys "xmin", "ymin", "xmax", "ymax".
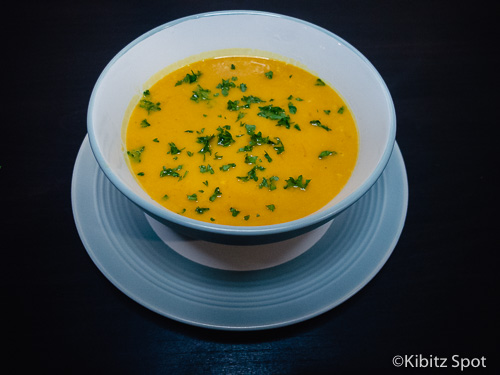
[
  {"xmin": 127, "ymin": 146, "xmax": 145, "ymax": 163},
  {"xmin": 318, "ymin": 150, "xmax": 338, "ymax": 159},
  {"xmin": 199, "ymin": 164, "xmax": 215, "ymax": 174},
  {"xmin": 227, "ymin": 100, "xmax": 241, "ymax": 111},
  {"xmin": 237, "ymin": 165, "xmax": 265, "ymax": 182},
  {"xmin": 257, "ymin": 105, "xmax": 292, "ymax": 129},
  {"xmin": 175, "ymin": 70, "xmax": 202, "ymax": 86},
  {"xmin": 216, "ymin": 78, "xmax": 236, "ymax": 96},
  {"xmin": 284, "ymin": 175, "xmax": 311, "ymax": 190},
  {"xmin": 310, "ymin": 120, "xmax": 332, "ymax": 131},
  {"xmin": 196, "ymin": 134, "xmax": 214, "ymax": 158},
  {"xmin": 241, "ymin": 95, "xmax": 265, "ymax": 106},
  {"xmin": 315, "ymin": 78, "xmax": 326, "ymax": 86},
  {"xmin": 195, "ymin": 207, "xmax": 210, "ymax": 214},
  {"xmin": 209, "ymin": 187, "xmax": 222, "ymax": 202},
  {"xmin": 167, "ymin": 142, "xmax": 184, "ymax": 155},
  {"xmin": 190, "ymin": 85, "xmax": 211, "ymax": 102},
  {"xmin": 259, "ymin": 176, "xmax": 279, "ymax": 191},
  {"xmin": 217, "ymin": 125, "xmax": 235, "ymax": 147},
  {"xmin": 244, "ymin": 154, "xmax": 259, "ymax": 164},
  {"xmin": 160, "ymin": 165, "xmax": 183, "ymax": 178},
  {"xmin": 220, "ymin": 163, "xmax": 236, "ymax": 171},
  {"xmin": 270, "ymin": 137, "xmax": 285, "ymax": 154},
  {"xmin": 229, "ymin": 207, "xmax": 240, "ymax": 217},
  {"xmin": 139, "ymin": 100, "xmax": 161, "ymax": 114}
]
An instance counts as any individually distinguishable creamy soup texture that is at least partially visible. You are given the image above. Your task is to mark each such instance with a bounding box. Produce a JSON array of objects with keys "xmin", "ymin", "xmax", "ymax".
[{"xmin": 125, "ymin": 56, "xmax": 358, "ymax": 225}]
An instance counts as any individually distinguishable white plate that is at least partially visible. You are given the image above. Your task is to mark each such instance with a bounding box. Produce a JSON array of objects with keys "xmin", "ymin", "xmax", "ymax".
[{"xmin": 72, "ymin": 136, "xmax": 408, "ymax": 330}]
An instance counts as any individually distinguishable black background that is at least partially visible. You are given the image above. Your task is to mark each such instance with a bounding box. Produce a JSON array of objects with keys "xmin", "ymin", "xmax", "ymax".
[{"xmin": 3, "ymin": 0, "xmax": 497, "ymax": 373}]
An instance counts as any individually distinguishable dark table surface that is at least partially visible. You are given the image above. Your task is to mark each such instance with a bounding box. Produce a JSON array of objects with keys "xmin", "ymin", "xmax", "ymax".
[{"xmin": 4, "ymin": 0, "xmax": 497, "ymax": 373}]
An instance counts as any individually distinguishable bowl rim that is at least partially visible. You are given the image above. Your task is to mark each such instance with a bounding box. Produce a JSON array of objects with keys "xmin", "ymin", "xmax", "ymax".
[{"xmin": 87, "ymin": 10, "xmax": 396, "ymax": 238}]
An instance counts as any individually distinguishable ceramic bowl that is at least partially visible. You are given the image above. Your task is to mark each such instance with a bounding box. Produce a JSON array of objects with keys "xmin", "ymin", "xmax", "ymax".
[{"xmin": 87, "ymin": 10, "xmax": 396, "ymax": 244}]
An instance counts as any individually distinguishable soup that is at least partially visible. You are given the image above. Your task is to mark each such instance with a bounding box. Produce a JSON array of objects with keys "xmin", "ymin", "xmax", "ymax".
[{"xmin": 125, "ymin": 56, "xmax": 358, "ymax": 225}]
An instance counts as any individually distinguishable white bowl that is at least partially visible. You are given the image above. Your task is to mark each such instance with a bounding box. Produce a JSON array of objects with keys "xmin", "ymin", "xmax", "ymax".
[{"xmin": 87, "ymin": 10, "xmax": 396, "ymax": 244}]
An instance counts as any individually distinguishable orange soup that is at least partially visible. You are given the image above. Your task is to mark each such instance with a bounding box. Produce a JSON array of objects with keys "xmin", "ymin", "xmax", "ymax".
[{"xmin": 125, "ymin": 56, "xmax": 358, "ymax": 225}]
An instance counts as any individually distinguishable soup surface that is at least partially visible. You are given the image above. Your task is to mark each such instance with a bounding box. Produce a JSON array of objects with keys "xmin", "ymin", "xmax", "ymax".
[{"xmin": 125, "ymin": 56, "xmax": 358, "ymax": 225}]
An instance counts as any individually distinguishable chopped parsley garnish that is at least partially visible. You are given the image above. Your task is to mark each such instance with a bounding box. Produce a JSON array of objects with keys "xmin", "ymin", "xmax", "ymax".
[
  {"xmin": 284, "ymin": 175, "xmax": 311, "ymax": 190},
  {"xmin": 270, "ymin": 137, "xmax": 285, "ymax": 154},
  {"xmin": 337, "ymin": 106, "xmax": 345, "ymax": 114},
  {"xmin": 137, "ymin": 172, "xmax": 144, "ymax": 176},
  {"xmin": 216, "ymin": 125, "xmax": 235, "ymax": 147},
  {"xmin": 231, "ymin": 64, "xmax": 236, "ymax": 70},
  {"xmin": 264, "ymin": 151, "xmax": 273, "ymax": 163},
  {"xmin": 140, "ymin": 119, "xmax": 151, "ymax": 128},
  {"xmin": 318, "ymin": 150, "xmax": 338, "ymax": 159},
  {"xmin": 227, "ymin": 100, "xmax": 242, "ymax": 111},
  {"xmin": 259, "ymin": 176, "xmax": 279, "ymax": 191},
  {"xmin": 195, "ymin": 207, "xmax": 210, "ymax": 214},
  {"xmin": 315, "ymin": 78, "xmax": 326, "ymax": 86},
  {"xmin": 196, "ymin": 134, "xmax": 214, "ymax": 157},
  {"xmin": 310, "ymin": 120, "xmax": 332, "ymax": 131},
  {"xmin": 265, "ymin": 71, "xmax": 273, "ymax": 79},
  {"xmin": 139, "ymin": 99, "xmax": 161, "ymax": 114},
  {"xmin": 187, "ymin": 193, "xmax": 198, "ymax": 201},
  {"xmin": 244, "ymin": 154, "xmax": 259, "ymax": 164},
  {"xmin": 220, "ymin": 163, "xmax": 236, "ymax": 171},
  {"xmin": 288, "ymin": 102, "xmax": 297, "ymax": 114},
  {"xmin": 127, "ymin": 146, "xmax": 145, "ymax": 163},
  {"xmin": 139, "ymin": 90, "xmax": 161, "ymax": 114},
  {"xmin": 209, "ymin": 187, "xmax": 222, "ymax": 202},
  {"xmin": 199, "ymin": 164, "xmax": 215, "ymax": 174},
  {"xmin": 266, "ymin": 204, "xmax": 276, "ymax": 212},
  {"xmin": 229, "ymin": 207, "xmax": 240, "ymax": 217},
  {"xmin": 153, "ymin": 138, "xmax": 159, "ymax": 143},
  {"xmin": 167, "ymin": 142, "xmax": 184, "ymax": 155},
  {"xmin": 244, "ymin": 123, "xmax": 256, "ymax": 134},
  {"xmin": 257, "ymin": 105, "xmax": 292, "ymax": 129},
  {"xmin": 239, "ymin": 83, "xmax": 247, "ymax": 92},
  {"xmin": 216, "ymin": 78, "xmax": 236, "ymax": 96},
  {"xmin": 190, "ymin": 85, "xmax": 211, "ymax": 102},
  {"xmin": 237, "ymin": 165, "xmax": 265, "ymax": 182},
  {"xmin": 160, "ymin": 165, "xmax": 183, "ymax": 178},
  {"xmin": 238, "ymin": 130, "xmax": 271, "ymax": 152},
  {"xmin": 175, "ymin": 70, "xmax": 202, "ymax": 86},
  {"xmin": 241, "ymin": 95, "xmax": 265, "ymax": 106}
]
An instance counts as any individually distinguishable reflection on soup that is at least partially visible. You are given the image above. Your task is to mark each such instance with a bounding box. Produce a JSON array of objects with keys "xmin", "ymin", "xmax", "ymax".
[{"xmin": 125, "ymin": 56, "xmax": 358, "ymax": 226}]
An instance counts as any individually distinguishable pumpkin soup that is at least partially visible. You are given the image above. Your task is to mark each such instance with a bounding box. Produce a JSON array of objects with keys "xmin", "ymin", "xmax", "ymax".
[{"xmin": 125, "ymin": 56, "xmax": 358, "ymax": 225}]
